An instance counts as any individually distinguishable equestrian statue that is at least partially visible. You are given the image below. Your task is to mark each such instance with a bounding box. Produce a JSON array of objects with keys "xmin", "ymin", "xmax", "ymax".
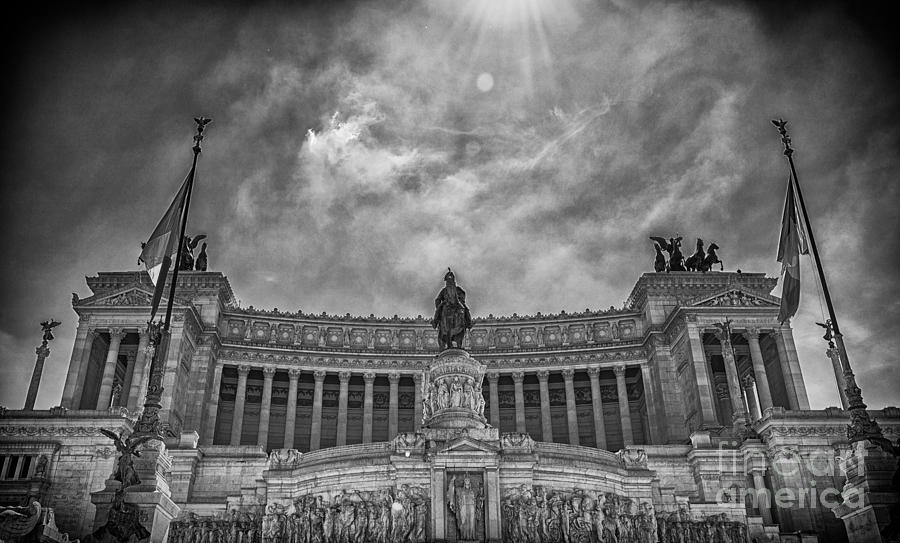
[{"xmin": 431, "ymin": 268, "xmax": 473, "ymax": 350}]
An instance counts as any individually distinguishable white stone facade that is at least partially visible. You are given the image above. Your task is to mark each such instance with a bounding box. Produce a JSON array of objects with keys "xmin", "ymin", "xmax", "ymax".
[{"xmin": 1, "ymin": 270, "xmax": 897, "ymax": 542}]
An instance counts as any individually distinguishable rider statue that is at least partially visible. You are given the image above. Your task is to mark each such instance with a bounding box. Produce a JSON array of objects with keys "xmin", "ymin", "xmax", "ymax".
[{"xmin": 431, "ymin": 268, "xmax": 473, "ymax": 350}]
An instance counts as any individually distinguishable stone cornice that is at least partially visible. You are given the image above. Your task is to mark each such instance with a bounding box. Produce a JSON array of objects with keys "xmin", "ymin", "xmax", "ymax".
[
  {"xmin": 214, "ymin": 347, "xmax": 647, "ymax": 374},
  {"xmin": 626, "ymin": 272, "xmax": 778, "ymax": 311},
  {"xmin": 82, "ymin": 271, "xmax": 236, "ymax": 305},
  {"xmin": 220, "ymin": 314, "xmax": 644, "ymax": 354},
  {"xmin": 753, "ymin": 406, "xmax": 900, "ymax": 442},
  {"xmin": 227, "ymin": 306, "xmax": 637, "ymax": 324}
]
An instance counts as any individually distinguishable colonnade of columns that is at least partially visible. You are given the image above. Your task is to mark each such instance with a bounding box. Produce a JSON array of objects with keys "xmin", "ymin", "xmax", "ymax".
[
  {"xmin": 62, "ymin": 325, "xmax": 154, "ymax": 411},
  {"xmin": 486, "ymin": 365, "xmax": 637, "ymax": 448},
  {"xmin": 212, "ymin": 363, "xmax": 645, "ymax": 452},
  {"xmin": 696, "ymin": 326, "xmax": 809, "ymax": 429},
  {"xmin": 213, "ymin": 366, "xmax": 423, "ymax": 450}
]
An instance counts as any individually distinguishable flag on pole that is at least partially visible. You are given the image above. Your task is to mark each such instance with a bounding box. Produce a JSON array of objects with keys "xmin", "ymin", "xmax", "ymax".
[
  {"xmin": 139, "ymin": 168, "xmax": 194, "ymax": 319},
  {"xmin": 776, "ymin": 174, "xmax": 809, "ymax": 323}
]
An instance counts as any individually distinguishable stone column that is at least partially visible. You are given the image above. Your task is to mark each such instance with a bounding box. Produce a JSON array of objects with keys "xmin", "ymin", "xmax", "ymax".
[
  {"xmin": 587, "ymin": 367, "xmax": 607, "ymax": 450},
  {"xmin": 202, "ymin": 362, "xmax": 223, "ymax": 445},
  {"xmin": 309, "ymin": 370, "xmax": 326, "ymax": 451},
  {"xmin": 512, "ymin": 371, "xmax": 526, "ymax": 433},
  {"xmin": 744, "ymin": 328, "xmax": 773, "ymax": 412},
  {"xmin": 537, "ymin": 370, "xmax": 553, "ymax": 442},
  {"xmin": 24, "ymin": 342, "xmax": 51, "ymax": 411},
  {"xmin": 413, "ymin": 373, "xmax": 424, "ymax": 430},
  {"xmin": 826, "ymin": 347, "xmax": 850, "ymax": 409},
  {"xmin": 388, "ymin": 373, "xmax": 400, "ymax": 438},
  {"xmin": 751, "ymin": 470, "xmax": 774, "ymax": 524},
  {"xmin": 96, "ymin": 328, "xmax": 125, "ymax": 409},
  {"xmin": 562, "ymin": 369, "xmax": 580, "ymax": 446},
  {"xmin": 614, "ymin": 365, "xmax": 633, "ymax": 446},
  {"xmin": 743, "ymin": 374, "xmax": 761, "ymax": 420},
  {"xmin": 61, "ymin": 321, "xmax": 94, "ymax": 408},
  {"xmin": 119, "ymin": 351, "xmax": 137, "ymax": 408},
  {"xmin": 336, "ymin": 371, "xmax": 351, "ymax": 446},
  {"xmin": 431, "ymin": 467, "xmax": 446, "ymax": 541},
  {"xmin": 686, "ymin": 322, "xmax": 718, "ymax": 425},
  {"xmin": 284, "ymin": 369, "xmax": 300, "ymax": 449},
  {"xmin": 129, "ymin": 329, "xmax": 151, "ymax": 411},
  {"xmin": 776, "ymin": 326, "xmax": 810, "ymax": 409},
  {"xmin": 258, "ymin": 367, "xmax": 275, "ymax": 448},
  {"xmin": 362, "ymin": 372, "xmax": 375, "ymax": 443},
  {"xmin": 772, "ymin": 329, "xmax": 801, "ymax": 410},
  {"xmin": 713, "ymin": 329, "xmax": 748, "ymax": 428},
  {"xmin": 487, "ymin": 372, "xmax": 500, "ymax": 429},
  {"xmin": 484, "ymin": 466, "xmax": 502, "ymax": 540},
  {"xmin": 713, "ymin": 373, "xmax": 732, "ymax": 425},
  {"xmin": 230, "ymin": 365, "xmax": 250, "ymax": 445},
  {"xmin": 639, "ymin": 364, "xmax": 662, "ymax": 444}
]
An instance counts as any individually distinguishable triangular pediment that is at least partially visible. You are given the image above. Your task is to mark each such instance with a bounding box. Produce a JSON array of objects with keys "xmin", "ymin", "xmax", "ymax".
[
  {"xmin": 79, "ymin": 284, "xmax": 161, "ymax": 307},
  {"xmin": 690, "ymin": 288, "xmax": 779, "ymax": 308},
  {"xmin": 436, "ymin": 436, "xmax": 499, "ymax": 455}
]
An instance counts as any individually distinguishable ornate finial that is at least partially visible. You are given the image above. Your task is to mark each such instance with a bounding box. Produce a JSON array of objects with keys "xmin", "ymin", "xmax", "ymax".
[
  {"xmin": 193, "ymin": 117, "xmax": 213, "ymax": 153},
  {"xmin": 771, "ymin": 118, "xmax": 793, "ymax": 157}
]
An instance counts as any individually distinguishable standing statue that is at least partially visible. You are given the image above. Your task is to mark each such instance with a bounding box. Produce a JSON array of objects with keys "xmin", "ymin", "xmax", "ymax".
[
  {"xmin": 99, "ymin": 428, "xmax": 156, "ymax": 489},
  {"xmin": 447, "ymin": 474, "xmax": 479, "ymax": 541},
  {"xmin": 40, "ymin": 319, "xmax": 61, "ymax": 342},
  {"xmin": 431, "ymin": 269, "xmax": 473, "ymax": 350},
  {"xmin": 195, "ymin": 242, "xmax": 208, "ymax": 271},
  {"xmin": 684, "ymin": 238, "xmax": 706, "ymax": 271},
  {"xmin": 450, "ymin": 377, "xmax": 463, "ymax": 408}
]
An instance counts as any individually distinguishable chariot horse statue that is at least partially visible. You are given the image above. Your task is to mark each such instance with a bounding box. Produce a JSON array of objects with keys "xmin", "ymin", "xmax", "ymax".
[{"xmin": 431, "ymin": 268, "xmax": 473, "ymax": 350}]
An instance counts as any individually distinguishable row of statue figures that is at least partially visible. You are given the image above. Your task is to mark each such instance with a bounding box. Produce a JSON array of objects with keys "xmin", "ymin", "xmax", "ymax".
[
  {"xmin": 501, "ymin": 485, "xmax": 657, "ymax": 543},
  {"xmin": 656, "ymin": 511, "xmax": 748, "ymax": 543},
  {"xmin": 650, "ymin": 236, "xmax": 723, "ymax": 273},
  {"xmin": 265, "ymin": 487, "xmax": 428, "ymax": 543},
  {"xmin": 501, "ymin": 485, "xmax": 748, "ymax": 543},
  {"xmin": 421, "ymin": 374, "xmax": 486, "ymax": 420},
  {"xmin": 169, "ymin": 511, "xmax": 263, "ymax": 543}
]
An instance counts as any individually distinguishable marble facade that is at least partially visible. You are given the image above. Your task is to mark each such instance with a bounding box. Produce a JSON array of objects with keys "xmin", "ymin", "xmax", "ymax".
[{"xmin": 1, "ymin": 270, "xmax": 897, "ymax": 542}]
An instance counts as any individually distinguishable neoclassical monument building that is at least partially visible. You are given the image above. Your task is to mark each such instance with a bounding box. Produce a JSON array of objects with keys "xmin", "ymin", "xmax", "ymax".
[{"xmin": 1, "ymin": 269, "xmax": 897, "ymax": 542}]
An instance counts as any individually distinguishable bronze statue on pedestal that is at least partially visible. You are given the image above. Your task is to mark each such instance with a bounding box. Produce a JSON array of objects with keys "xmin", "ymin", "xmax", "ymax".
[{"xmin": 431, "ymin": 269, "xmax": 472, "ymax": 350}]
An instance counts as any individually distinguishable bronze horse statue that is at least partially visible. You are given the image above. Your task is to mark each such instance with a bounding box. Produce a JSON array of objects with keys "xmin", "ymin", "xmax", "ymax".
[
  {"xmin": 653, "ymin": 243, "xmax": 666, "ymax": 272},
  {"xmin": 649, "ymin": 236, "xmax": 685, "ymax": 272},
  {"xmin": 700, "ymin": 243, "xmax": 723, "ymax": 272},
  {"xmin": 685, "ymin": 238, "xmax": 706, "ymax": 271},
  {"xmin": 431, "ymin": 269, "xmax": 473, "ymax": 350},
  {"xmin": 668, "ymin": 237, "xmax": 686, "ymax": 271}
]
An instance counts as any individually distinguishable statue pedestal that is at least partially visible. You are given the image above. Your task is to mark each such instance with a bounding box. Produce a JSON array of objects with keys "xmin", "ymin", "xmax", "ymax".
[
  {"xmin": 423, "ymin": 349, "xmax": 488, "ymax": 430},
  {"xmin": 832, "ymin": 440, "xmax": 899, "ymax": 543},
  {"xmin": 89, "ymin": 479, "xmax": 122, "ymax": 532},
  {"xmin": 125, "ymin": 441, "xmax": 180, "ymax": 543}
]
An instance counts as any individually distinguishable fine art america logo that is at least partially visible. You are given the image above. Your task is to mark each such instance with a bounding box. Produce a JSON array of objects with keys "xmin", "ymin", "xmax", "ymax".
[{"xmin": 713, "ymin": 441, "xmax": 867, "ymax": 511}]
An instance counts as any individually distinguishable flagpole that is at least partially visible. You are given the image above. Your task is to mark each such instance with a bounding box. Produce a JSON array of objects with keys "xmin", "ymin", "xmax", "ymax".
[
  {"xmin": 163, "ymin": 118, "xmax": 210, "ymax": 330},
  {"xmin": 134, "ymin": 117, "xmax": 211, "ymax": 438},
  {"xmin": 772, "ymin": 119, "xmax": 889, "ymax": 449}
]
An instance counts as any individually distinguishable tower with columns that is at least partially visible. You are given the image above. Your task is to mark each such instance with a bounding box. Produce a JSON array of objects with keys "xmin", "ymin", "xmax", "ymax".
[{"xmin": 1, "ymin": 268, "xmax": 897, "ymax": 543}]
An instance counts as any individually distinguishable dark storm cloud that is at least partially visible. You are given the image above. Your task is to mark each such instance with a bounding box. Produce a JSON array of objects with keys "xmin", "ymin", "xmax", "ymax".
[{"xmin": 1, "ymin": 0, "xmax": 898, "ymax": 409}]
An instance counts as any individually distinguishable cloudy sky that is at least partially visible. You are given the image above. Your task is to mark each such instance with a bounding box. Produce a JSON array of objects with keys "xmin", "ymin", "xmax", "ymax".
[{"xmin": 1, "ymin": 1, "xmax": 898, "ymax": 412}]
